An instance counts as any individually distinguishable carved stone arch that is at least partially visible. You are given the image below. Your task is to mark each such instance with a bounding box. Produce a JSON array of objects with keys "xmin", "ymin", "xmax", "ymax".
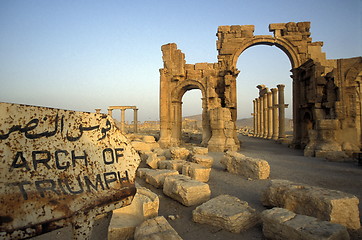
[
  {"xmin": 171, "ymin": 79, "xmax": 207, "ymax": 102},
  {"xmin": 230, "ymin": 36, "xmax": 301, "ymax": 70}
]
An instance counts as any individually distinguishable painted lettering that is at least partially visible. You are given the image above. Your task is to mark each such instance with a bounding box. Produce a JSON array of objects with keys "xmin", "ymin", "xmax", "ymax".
[
  {"xmin": 10, "ymin": 152, "xmax": 30, "ymax": 171},
  {"xmin": 32, "ymin": 150, "xmax": 51, "ymax": 170}
]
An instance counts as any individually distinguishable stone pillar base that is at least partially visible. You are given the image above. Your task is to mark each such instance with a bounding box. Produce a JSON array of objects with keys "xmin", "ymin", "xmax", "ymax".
[{"xmin": 315, "ymin": 150, "xmax": 348, "ymax": 161}]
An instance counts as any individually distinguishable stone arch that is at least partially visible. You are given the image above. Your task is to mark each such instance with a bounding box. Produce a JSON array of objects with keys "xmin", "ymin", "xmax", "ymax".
[
  {"xmin": 171, "ymin": 79, "xmax": 207, "ymax": 102},
  {"xmin": 230, "ymin": 36, "xmax": 301, "ymax": 70},
  {"xmin": 170, "ymin": 79, "xmax": 210, "ymax": 146}
]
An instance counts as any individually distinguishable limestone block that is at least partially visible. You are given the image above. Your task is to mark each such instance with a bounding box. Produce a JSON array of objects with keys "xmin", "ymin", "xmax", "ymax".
[
  {"xmin": 193, "ymin": 195, "xmax": 259, "ymax": 233},
  {"xmin": 261, "ymin": 180, "xmax": 360, "ymax": 230},
  {"xmin": 163, "ymin": 175, "xmax": 211, "ymax": 206},
  {"xmin": 153, "ymin": 147, "xmax": 167, "ymax": 156},
  {"xmin": 137, "ymin": 168, "xmax": 154, "ymax": 179},
  {"xmin": 108, "ymin": 187, "xmax": 160, "ymax": 240},
  {"xmin": 146, "ymin": 153, "xmax": 161, "ymax": 169},
  {"xmin": 144, "ymin": 169, "xmax": 179, "ymax": 188},
  {"xmin": 191, "ymin": 147, "xmax": 208, "ymax": 155},
  {"xmin": 221, "ymin": 151, "xmax": 270, "ymax": 179},
  {"xmin": 131, "ymin": 141, "xmax": 152, "ymax": 152},
  {"xmin": 140, "ymin": 151, "xmax": 153, "ymax": 162},
  {"xmin": 143, "ymin": 135, "xmax": 156, "ymax": 143},
  {"xmin": 182, "ymin": 162, "xmax": 211, "ymax": 182},
  {"xmin": 190, "ymin": 154, "xmax": 214, "ymax": 168},
  {"xmin": 157, "ymin": 159, "xmax": 188, "ymax": 173},
  {"xmin": 134, "ymin": 216, "xmax": 182, "ymax": 240},
  {"xmin": 261, "ymin": 208, "xmax": 350, "ymax": 240},
  {"xmin": 170, "ymin": 147, "xmax": 190, "ymax": 160}
]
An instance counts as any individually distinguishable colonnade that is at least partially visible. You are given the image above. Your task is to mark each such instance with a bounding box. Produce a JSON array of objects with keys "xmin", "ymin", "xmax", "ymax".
[
  {"xmin": 253, "ymin": 84, "xmax": 288, "ymax": 140},
  {"xmin": 96, "ymin": 106, "xmax": 138, "ymax": 133}
]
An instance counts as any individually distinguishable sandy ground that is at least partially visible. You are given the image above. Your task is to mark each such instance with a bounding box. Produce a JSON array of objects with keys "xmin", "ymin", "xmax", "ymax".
[{"xmin": 32, "ymin": 134, "xmax": 362, "ymax": 239}]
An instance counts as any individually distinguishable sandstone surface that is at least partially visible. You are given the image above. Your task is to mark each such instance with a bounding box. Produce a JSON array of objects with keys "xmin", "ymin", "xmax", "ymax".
[
  {"xmin": 163, "ymin": 175, "xmax": 211, "ymax": 206},
  {"xmin": 221, "ymin": 151, "xmax": 270, "ymax": 179},
  {"xmin": 261, "ymin": 179, "xmax": 361, "ymax": 229},
  {"xmin": 134, "ymin": 216, "xmax": 182, "ymax": 240},
  {"xmin": 261, "ymin": 207, "xmax": 350, "ymax": 240},
  {"xmin": 192, "ymin": 195, "xmax": 259, "ymax": 233}
]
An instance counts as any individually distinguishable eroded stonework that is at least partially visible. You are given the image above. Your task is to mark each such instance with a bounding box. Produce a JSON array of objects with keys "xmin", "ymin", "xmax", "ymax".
[{"xmin": 159, "ymin": 22, "xmax": 362, "ymax": 156}]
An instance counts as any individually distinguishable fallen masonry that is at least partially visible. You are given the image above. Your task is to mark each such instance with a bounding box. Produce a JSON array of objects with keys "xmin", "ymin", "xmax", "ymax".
[
  {"xmin": 189, "ymin": 154, "xmax": 214, "ymax": 168},
  {"xmin": 192, "ymin": 195, "xmax": 260, "ymax": 233},
  {"xmin": 134, "ymin": 216, "xmax": 183, "ymax": 240},
  {"xmin": 163, "ymin": 175, "xmax": 211, "ymax": 206},
  {"xmin": 137, "ymin": 168, "xmax": 179, "ymax": 188},
  {"xmin": 108, "ymin": 186, "xmax": 160, "ymax": 240},
  {"xmin": 261, "ymin": 207, "xmax": 350, "ymax": 240},
  {"xmin": 221, "ymin": 151, "xmax": 270, "ymax": 180},
  {"xmin": 158, "ymin": 159, "xmax": 187, "ymax": 173},
  {"xmin": 182, "ymin": 162, "xmax": 211, "ymax": 182},
  {"xmin": 170, "ymin": 147, "xmax": 190, "ymax": 160},
  {"xmin": 261, "ymin": 179, "xmax": 361, "ymax": 230},
  {"xmin": 190, "ymin": 147, "xmax": 208, "ymax": 155}
]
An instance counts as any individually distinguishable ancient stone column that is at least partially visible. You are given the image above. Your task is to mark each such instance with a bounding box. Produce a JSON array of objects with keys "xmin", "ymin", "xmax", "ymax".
[
  {"xmin": 277, "ymin": 84, "xmax": 286, "ymax": 139},
  {"xmin": 267, "ymin": 91, "xmax": 273, "ymax": 139},
  {"xmin": 253, "ymin": 99, "xmax": 257, "ymax": 137},
  {"xmin": 263, "ymin": 93, "xmax": 268, "ymax": 138},
  {"xmin": 121, "ymin": 109, "xmax": 126, "ymax": 133},
  {"xmin": 256, "ymin": 98, "xmax": 260, "ymax": 137},
  {"xmin": 260, "ymin": 96, "xmax": 264, "ymax": 138},
  {"xmin": 201, "ymin": 99, "xmax": 208, "ymax": 146},
  {"xmin": 133, "ymin": 108, "xmax": 138, "ymax": 133},
  {"xmin": 95, "ymin": 108, "xmax": 101, "ymax": 114},
  {"xmin": 271, "ymin": 88, "xmax": 279, "ymax": 140},
  {"xmin": 108, "ymin": 109, "xmax": 113, "ymax": 116}
]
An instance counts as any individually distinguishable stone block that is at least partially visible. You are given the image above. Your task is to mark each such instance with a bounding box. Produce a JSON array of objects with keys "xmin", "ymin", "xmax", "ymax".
[
  {"xmin": 193, "ymin": 195, "xmax": 259, "ymax": 233},
  {"xmin": 158, "ymin": 160, "xmax": 188, "ymax": 173},
  {"xmin": 137, "ymin": 168, "xmax": 154, "ymax": 179},
  {"xmin": 131, "ymin": 141, "xmax": 152, "ymax": 152},
  {"xmin": 190, "ymin": 154, "xmax": 214, "ymax": 168},
  {"xmin": 108, "ymin": 187, "xmax": 160, "ymax": 240},
  {"xmin": 170, "ymin": 147, "xmax": 190, "ymax": 160},
  {"xmin": 182, "ymin": 162, "xmax": 211, "ymax": 182},
  {"xmin": 261, "ymin": 180, "xmax": 360, "ymax": 230},
  {"xmin": 143, "ymin": 135, "xmax": 156, "ymax": 143},
  {"xmin": 143, "ymin": 169, "xmax": 179, "ymax": 188},
  {"xmin": 191, "ymin": 147, "xmax": 208, "ymax": 155},
  {"xmin": 163, "ymin": 175, "xmax": 211, "ymax": 206},
  {"xmin": 146, "ymin": 153, "xmax": 161, "ymax": 169},
  {"xmin": 134, "ymin": 216, "xmax": 182, "ymax": 240},
  {"xmin": 261, "ymin": 208, "xmax": 350, "ymax": 240},
  {"xmin": 221, "ymin": 151, "xmax": 270, "ymax": 179}
]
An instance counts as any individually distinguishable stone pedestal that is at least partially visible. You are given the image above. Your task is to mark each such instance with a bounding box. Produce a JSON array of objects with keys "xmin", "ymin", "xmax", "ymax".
[{"xmin": 313, "ymin": 119, "xmax": 348, "ymax": 160}]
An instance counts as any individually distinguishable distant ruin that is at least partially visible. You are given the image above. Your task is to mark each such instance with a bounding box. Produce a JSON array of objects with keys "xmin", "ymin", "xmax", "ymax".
[{"xmin": 159, "ymin": 22, "xmax": 362, "ymax": 159}]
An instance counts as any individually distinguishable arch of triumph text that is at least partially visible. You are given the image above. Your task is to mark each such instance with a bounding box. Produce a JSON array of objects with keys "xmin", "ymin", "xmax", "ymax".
[{"xmin": 159, "ymin": 22, "xmax": 361, "ymax": 159}]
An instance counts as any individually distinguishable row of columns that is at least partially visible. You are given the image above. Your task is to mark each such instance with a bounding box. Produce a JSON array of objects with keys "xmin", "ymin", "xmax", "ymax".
[
  {"xmin": 96, "ymin": 106, "xmax": 138, "ymax": 133},
  {"xmin": 253, "ymin": 84, "xmax": 288, "ymax": 140}
]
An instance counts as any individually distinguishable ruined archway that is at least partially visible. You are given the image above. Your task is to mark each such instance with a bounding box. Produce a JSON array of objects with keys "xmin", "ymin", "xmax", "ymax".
[
  {"xmin": 159, "ymin": 22, "xmax": 362, "ymax": 157},
  {"xmin": 168, "ymin": 80, "xmax": 210, "ymax": 146}
]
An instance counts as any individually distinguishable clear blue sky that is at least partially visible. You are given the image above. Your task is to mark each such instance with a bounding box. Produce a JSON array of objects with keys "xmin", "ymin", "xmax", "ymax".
[{"xmin": 1, "ymin": 0, "xmax": 361, "ymax": 121}]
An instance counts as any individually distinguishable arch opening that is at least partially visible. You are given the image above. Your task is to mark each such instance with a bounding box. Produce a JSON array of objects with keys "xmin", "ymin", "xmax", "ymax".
[
  {"xmin": 236, "ymin": 45, "xmax": 293, "ymax": 138},
  {"xmin": 181, "ymin": 89, "xmax": 203, "ymax": 144}
]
